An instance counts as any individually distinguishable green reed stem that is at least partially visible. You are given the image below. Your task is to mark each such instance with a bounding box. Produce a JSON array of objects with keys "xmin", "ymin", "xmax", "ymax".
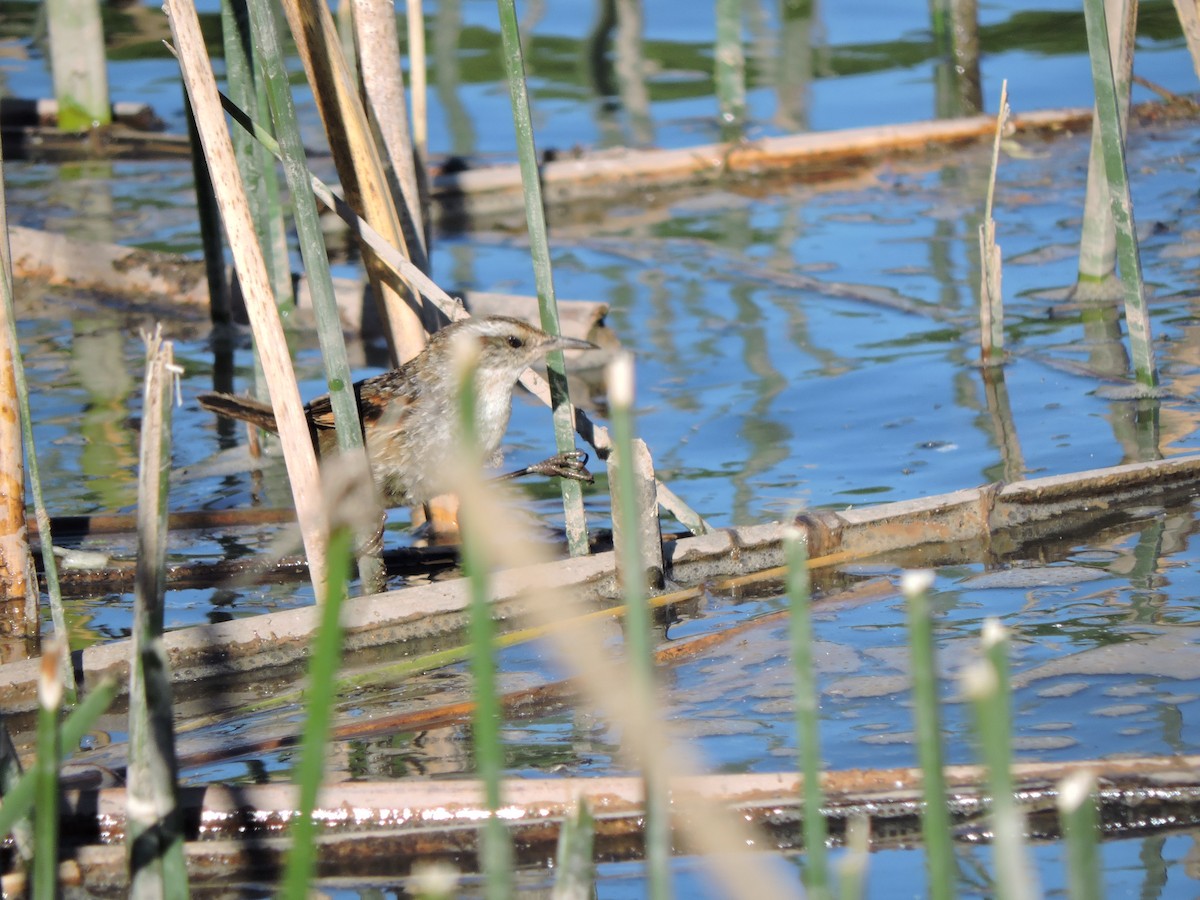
[
  {"xmin": 281, "ymin": 525, "xmax": 355, "ymax": 900},
  {"xmin": 45, "ymin": 0, "xmax": 111, "ymax": 130},
  {"xmin": 1057, "ymin": 770, "xmax": 1104, "ymax": 900},
  {"xmin": 494, "ymin": 0, "xmax": 589, "ymax": 557},
  {"xmin": 1076, "ymin": 0, "xmax": 1134, "ymax": 292},
  {"xmin": 33, "ymin": 647, "xmax": 62, "ymax": 900},
  {"xmin": 964, "ymin": 620, "xmax": 1034, "ymax": 900},
  {"xmin": 221, "ymin": 0, "xmax": 290, "ymax": 308},
  {"xmin": 784, "ymin": 528, "xmax": 828, "ymax": 899},
  {"xmin": 714, "ymin": 0, "xmax": 746, "ymax": 138},
  {"xmin": 553, "ymin": 800, "xmax": 596, "ymax": 900},
  {"xmin": 246, "ymin": 0, "xmax": 384, "ymax": 591},
  {"xmin": 0, "ymin": 676, "xmax": 117, "ymax": 844},
  {"xmin": 837, "ymin": 816, "xmax": 870, "ymax": 900},
  {"xmin": 608, "ymin": 354, "xmax": 671, "ymax": 900},
  {"xmin": 455, "ymin": 349, "xmax": 512, "ymax": 900},
  {"xmin": 1081, "ymin": 0, "xmax": 1158, "ymax": 388},
  {"xmin": 902, "ymin": 570, "xmax": 956, "ymax": 900}
]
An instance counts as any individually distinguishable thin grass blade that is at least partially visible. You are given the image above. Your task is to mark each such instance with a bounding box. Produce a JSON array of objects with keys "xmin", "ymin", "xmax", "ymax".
[{"xmin": 784, "ymin": 527, "xmax": 828, "ymax": 898}]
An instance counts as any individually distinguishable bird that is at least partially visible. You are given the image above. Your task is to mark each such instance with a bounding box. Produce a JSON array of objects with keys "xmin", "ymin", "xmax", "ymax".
[{"xmin": 197, "ymin": 315, "xmax": 597, "ymax": 508}]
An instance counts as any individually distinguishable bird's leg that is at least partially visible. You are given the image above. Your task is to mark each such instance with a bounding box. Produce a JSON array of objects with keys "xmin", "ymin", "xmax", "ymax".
[{"xmin": 496, "ymin": 450, "xmax": 594, "ymax": 485}]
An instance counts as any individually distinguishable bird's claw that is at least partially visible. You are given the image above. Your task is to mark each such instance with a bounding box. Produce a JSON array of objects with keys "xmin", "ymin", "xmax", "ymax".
[{"xmin": 518, "ymin": 451, "xmax": 594, "ymax": 484}]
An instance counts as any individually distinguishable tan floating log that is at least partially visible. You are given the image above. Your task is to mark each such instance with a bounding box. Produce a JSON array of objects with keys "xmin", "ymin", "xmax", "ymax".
[
  {"xmin": 8, "ymin": 226, "xmax": 613, "ymax": 352},
  {"xmin": 434, "ymin": 105, "xmax": 1104, "ymax": 217},
  {"xmin": 42, "ymin": 754, "xmax": 1200, "ymax": 889},
  {"xmin": 0, "ymin": 454, "xmax": 1197, "ymax": 714}
]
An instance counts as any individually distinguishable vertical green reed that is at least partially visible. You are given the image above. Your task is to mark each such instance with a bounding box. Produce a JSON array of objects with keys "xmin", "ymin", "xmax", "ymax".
[
  {"xmin": 607, "ymin": 353, "xmax": 672, "ymax": 900},
  {"xmin": 964, "ymin": 620, "xmax": 1034, "ymax": 900},
  {"xmin": 1076, "ymin": 0, "xmax": 1134, "ymax": 293},
  {"xmin": 455, "ymin": 346, "xmax": 513, "ymax": 900},
  {"xmin": 246, "ymin": 0, "xmax": 384, "ymax": 591},
  {"xmin": 902, "ymin": 570, "xmax": 956, "ymax": 900},
  {"xmin": 221, "ymin": 0, "xmax": 292, "ymax": 411},
  {"xmin": 33, "ymin": 646, "xmax": 62, "ymax": 900},
  {"xmin": 784, "ymin": 528, "xmax": 828, "ymax": 898},
  {"xmin": 1081, "ymin": 0, "xmax": 1158, "ymax": 388},
  {"xmin": 714, "ymin": 0, "xmax": 746, "ymax": 137},
  {"xmin": 553, "ymin": 800, "xmax": 596, "ymax": 900},
  {"xmin": 1058, "ymin": 770, "xmax": 1104, "ymax": 900},
  {"xmin": 280, "ymin": 525, "xmax": 355, "ymax": 899},
  {"xmin": 837, "ymin": 817, "xmax": 870, "ymax": 900},
  {"xmin": 494, "ymin": 0, "xmax": 590, "ymax": 557},
  {"xmin": 45, "ymin": 0, "xmax": 111, "ymax": 131}
]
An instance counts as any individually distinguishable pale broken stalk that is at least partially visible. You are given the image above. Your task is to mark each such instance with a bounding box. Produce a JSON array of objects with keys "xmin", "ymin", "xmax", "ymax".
[{"xmin": 165, "ymin": 0, "xmax": 328, "ymax": 592}]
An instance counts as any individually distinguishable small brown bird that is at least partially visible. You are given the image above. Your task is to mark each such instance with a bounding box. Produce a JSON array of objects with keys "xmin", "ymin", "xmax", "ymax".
[{"xmin": 197, "ymin": 315, "xmax": 596, "ymax": 507}]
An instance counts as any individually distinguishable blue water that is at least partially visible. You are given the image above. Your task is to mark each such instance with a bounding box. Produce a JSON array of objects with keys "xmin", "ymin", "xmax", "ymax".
[{"xmin": 6, "ymin": 0, "xmax": 1200, "ymax": 895}]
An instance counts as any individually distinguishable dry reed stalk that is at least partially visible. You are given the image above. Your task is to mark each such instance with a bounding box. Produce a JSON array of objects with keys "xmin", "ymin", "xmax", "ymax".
[
  {"xmin": 165, "ymin": 0, "xmax": 328, "ymax": 592},
  {"xmin": 350, "ymin": 0, "xmax": 428, "ymax": 271},
  {"xmin": 0, "ymin": 141, "xmax": 37, "ymax": 638},
  {"xmin": 126, "ymin": 328, "xmax": 188, "ymax": 895},
  {"xmin": 277, "ymin": 0, "xmax": 428, "ymax": 365},
  {"xmin": 0, "ymin": 191, "xmax": 30, "ymax": 616}
]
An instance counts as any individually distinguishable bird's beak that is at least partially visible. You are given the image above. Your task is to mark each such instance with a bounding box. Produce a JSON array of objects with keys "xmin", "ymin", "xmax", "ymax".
[{"xmin": 546, "ymin": 333, "xmax": 599, "ymax": 353}]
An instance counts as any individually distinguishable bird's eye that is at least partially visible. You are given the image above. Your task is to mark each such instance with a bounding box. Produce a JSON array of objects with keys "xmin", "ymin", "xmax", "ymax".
[{"xmin": 506, "ymin": 335, "xmax": 524, "ymax": 349}]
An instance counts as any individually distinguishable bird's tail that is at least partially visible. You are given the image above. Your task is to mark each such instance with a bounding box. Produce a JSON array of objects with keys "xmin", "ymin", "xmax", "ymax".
[{"xmin": 196, "ymin": 392, "xmax": 279, "ymax": 433}]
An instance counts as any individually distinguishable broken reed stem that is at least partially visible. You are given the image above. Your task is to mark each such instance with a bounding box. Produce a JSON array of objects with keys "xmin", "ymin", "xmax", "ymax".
[
  {"xmin": 166, "ymin": 0, "xmax": 329, "ymax": 592},
  {"xmin": 979, "ymin": 79, "xmax": 1008, "ymax": 362},
  {"xmin": 126, "ymin": 330, "xmax": 188, "ymax": 898},
  {"xmin": 246, "ymin": 0, "xmax": 384, "ymax": 592},
  {"xmin": 606, "ymin": 354, "xmax": 671, "ymax": 900},
  {"xmin": 280, "ymin": 525, "xmax": 354, "ymax": 899},
  {"xmin": 0, "ymin": 141, "xmax": 72, "ymax": 678},
  {"xmin": 454, "ymin": 345, "xmax": 514, "ymax": 900},
  {"xmin": 784, "ymin": 529, "xmax": 829, "ymax": 899},
  {"xmin": 1081, "ymin": 0, "xmax": 1158, "ymax": 388},
  {"xmin": 902, "ymin": 570, "xmax": 956, "ymax": 900},
  {"xmin": 494, "ymin": 0, "xmax": 590, "ymax": 557}
]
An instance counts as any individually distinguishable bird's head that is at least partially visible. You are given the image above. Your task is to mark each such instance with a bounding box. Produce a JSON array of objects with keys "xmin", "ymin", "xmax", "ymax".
[{"xmin": 439, "ymin": 315, "xmax": 597, "ymax": 386}]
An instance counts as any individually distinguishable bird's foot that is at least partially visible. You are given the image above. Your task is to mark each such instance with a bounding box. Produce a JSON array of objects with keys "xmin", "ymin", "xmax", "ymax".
[{"xmin": 500, "ymin": 450, "xmax": 594, "ymax": 484}]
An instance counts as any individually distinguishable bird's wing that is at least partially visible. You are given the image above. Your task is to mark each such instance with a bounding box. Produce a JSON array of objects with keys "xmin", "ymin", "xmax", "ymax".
[{"xmin": 306, "ymin": 372, "xmax": 416, "ymax": 432}]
